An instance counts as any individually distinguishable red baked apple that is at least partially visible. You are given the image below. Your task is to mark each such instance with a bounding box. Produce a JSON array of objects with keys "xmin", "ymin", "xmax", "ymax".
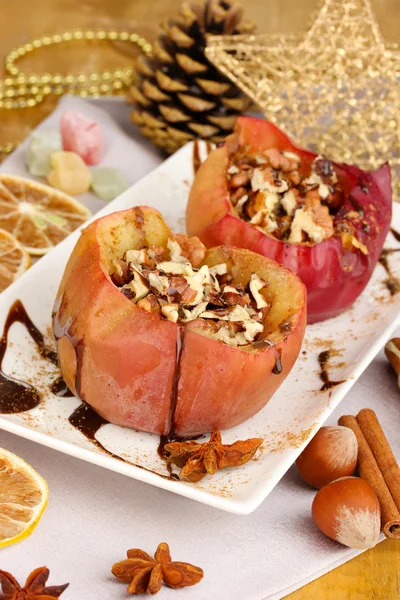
[
  {"xmin": 186, "ymin": 117, "xmax": 392, "ymax": 323},
  {"xmin": 54, "ymin": 206, "xmax": 306, "ymax": 436}
]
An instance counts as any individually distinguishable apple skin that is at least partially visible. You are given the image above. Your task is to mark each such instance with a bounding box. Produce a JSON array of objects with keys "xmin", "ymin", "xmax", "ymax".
[
  {"xmin": 54, "ymin": 206, "xmax": 306, "ymax": 437},
  {"xmin": 186, "ymin": 117, "xmax": 392, "ymax": 323}
]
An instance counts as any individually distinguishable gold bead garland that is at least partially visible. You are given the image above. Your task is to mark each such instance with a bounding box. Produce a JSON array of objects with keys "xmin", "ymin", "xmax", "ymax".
[{"xmin": 0, "ymin": 30, "xmax": 152, "ymax": 155}]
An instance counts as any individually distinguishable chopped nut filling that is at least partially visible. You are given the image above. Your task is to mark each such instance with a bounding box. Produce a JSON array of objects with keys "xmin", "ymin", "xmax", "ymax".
[
  {"xmin": 228, "ymin": 149, "xmax": 345, "ymax": 244},
  {"xmin": 110, "ymin": 234, "xmax": 270, "ymax": 347}
]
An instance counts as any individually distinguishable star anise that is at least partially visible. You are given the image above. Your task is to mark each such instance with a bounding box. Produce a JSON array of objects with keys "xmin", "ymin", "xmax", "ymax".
[
  {"xmin": 112, "ymin": 542, "xmax": 203, "ymax": 595},
  {"xmin": 164, "ymin": 431, "xmax": 263, "ymax": 482},
  {"xmin": 0, "ymin": 567, "xmax": 69, "ymax": 600}
]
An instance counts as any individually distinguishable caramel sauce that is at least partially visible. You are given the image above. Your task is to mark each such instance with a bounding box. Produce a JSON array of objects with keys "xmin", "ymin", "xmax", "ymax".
[
  {"xmin": 318, "ymin": 350, "xmax": 345, "ymax": 391},
  {"xmin": 0, "ymin": 300, "xmax": 57, "ymax": 414}
]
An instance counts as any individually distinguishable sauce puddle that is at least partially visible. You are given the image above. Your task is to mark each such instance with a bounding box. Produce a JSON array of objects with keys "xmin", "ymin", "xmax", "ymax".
[
  {"xmin": 69, "ymin": 403, "xmax": 179, "ymax": 482},
  {"xmin": 0, "ymin": 300, "xmax": 57, "ymax": 413},
  {"xmin": 51, "ymin": 376, "xmax": 74, "ymax": 397}
]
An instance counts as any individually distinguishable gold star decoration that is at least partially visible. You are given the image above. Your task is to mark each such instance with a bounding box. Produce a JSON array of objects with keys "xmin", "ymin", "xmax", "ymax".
[{"xmin": 206, "ymin": 0, "xmax": 400, "ymax": 199}]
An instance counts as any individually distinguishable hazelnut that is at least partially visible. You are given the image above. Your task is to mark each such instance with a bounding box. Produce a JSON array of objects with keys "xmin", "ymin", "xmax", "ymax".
[
  {"xmin": 296, "ymin": 426, "xmax": 358, "ymax": 489},
  {"xmin": 312, "ymin": 477, "xmax": 381, "ymax": 549}
]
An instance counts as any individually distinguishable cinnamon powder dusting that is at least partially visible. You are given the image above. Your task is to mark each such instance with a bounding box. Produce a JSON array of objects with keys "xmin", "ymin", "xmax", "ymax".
[{"xmin": 262, "ymin": 426, "xmax": 315, "ymax": 453}]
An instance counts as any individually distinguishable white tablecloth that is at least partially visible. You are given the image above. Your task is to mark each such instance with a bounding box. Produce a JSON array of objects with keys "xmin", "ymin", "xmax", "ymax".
[{"xmin": 1, "ymin": 98, "xmax": 399, "ymax": 600}]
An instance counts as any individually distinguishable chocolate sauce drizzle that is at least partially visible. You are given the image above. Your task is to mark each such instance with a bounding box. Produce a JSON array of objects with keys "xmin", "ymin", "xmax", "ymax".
[
  {"xmin": 318, "ymin": 350, "xmax": 345, "ymax": 392},
  {"xmin": 379, "ymin": 248, "xmax": 400, "ymax": 296},
  {"xmin": 272, "ymin": 348, "xmax": 283, "ymax": 375},
  {"xmin": 390, "ymin": 227, "xmax": 400, "ymax": 243},
  {"xmin": 1, "ymin": 290, "xmax": 284, "ymax": 481},
  {"xmin": 0, "ymin": 300, "xmax": 57, "ymax": 414},
  {"xmin": 154, "ymin": 327, "xmax": 186, "ymax": 477},
  {"xmin": 157, "ymin": 432, "xmax": 204, "ymax": 479},
  {"xmin": 68, "ymin": 402, "xmax": 108, "ymax": 446},
  {"xmin": 193, "ymin": 139, "xmax": 202, "ymax": 174},
  {"xmin": 0, "ymin": 299, "xmax": 179, "ymax": 481},
  {"xmin": 69, "ymin": 403, "xmax": 179, "ymax": 482},
  {"xmin": 51, "ymin": 376, "xmax": 74, "ymax": 397},
  {"xmin": 169, "ymin": 327, "xmax": 184, "ymax": 437},
  {"xmin": 192, "ymin": 139, "xmax": 213, "ymax": 174},
  {"xmin": 54, "ymin": 302, "xmax": 183, "ymax": 480},
  {"xmin": 157, "ymin": 437, "xmax": 180, "ymax": 480}
]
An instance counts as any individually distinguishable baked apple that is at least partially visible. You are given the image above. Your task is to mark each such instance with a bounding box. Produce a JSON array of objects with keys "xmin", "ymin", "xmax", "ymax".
[
  {"xmin": 53, "ymin": 206, "xmax": 306, "ymax": 436},
  {"xmin": 186, "ymin": 117, "xmax": 392, "ymax": 323}
]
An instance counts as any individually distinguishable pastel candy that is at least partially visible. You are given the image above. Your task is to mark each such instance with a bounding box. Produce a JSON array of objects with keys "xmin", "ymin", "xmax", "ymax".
[
  {"xmin": 26, "ymin": 129, "xmax": 62, "ymax": 177},
  {"xmin": 47, "ymin": 151, "xmax": 92, "ymax": 195},
  {"xmin": 60, "ymin": 110, "xmax": 104, "ymax": 165},
  {"xmin": 90, "ymin": 167, "xmax": 129, "ymax": 201}
]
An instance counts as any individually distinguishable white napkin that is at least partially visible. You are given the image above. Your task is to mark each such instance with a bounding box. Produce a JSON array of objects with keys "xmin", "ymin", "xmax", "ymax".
[{"xmin": 0, "ymin": 98, "xmax": 399, "ymax": 600}]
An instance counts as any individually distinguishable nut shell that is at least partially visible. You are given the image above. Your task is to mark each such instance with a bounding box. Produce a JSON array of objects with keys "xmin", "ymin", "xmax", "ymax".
[
  {"xmin": 296, "ymin": 426, "xmax": 358, "ymax": 489},
  {"xmin": 312, "ymin": 476, "xmax": 381, "ymax": 549}
]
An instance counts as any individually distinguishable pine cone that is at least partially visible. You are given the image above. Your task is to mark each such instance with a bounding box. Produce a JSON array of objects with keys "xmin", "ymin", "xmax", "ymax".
[{"xmin": 130, "ymin": 0, "xmax": 254, "ymax": 154}]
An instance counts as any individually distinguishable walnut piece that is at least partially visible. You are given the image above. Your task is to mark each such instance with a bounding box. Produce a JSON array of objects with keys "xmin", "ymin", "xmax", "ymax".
[
  {"xmin": 228, "ymin": 151, "xmax": 340, "ymax": 246},
  {"xmin": 170, "ymin": 233, "xmax": 205, "ymax": 267},
  {"xmin": 111, "ymin": 236, "xmax": 272, "ymax": 347}
]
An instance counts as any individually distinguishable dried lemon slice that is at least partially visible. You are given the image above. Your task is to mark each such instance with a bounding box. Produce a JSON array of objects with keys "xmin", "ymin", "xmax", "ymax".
[
  {"xmin": 0, "ymin": 229, "xmax": 31, "ymax": 292},
  {"xmin": 0, "ymin": 174, "xmax": 91, "ymax": 255},
  {"xmin": 0, "ymin": 448, "xmax": 49, "ymax": 548}
]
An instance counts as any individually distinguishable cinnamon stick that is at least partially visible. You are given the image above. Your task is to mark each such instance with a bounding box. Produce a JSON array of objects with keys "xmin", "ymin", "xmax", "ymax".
[
  {"xmin": 338, "ymin": 414, "xmax": 400, "ymax": 539},
  {"xmin": 357, "ymin": 408, "xmax": 400, "ymax": 514}
]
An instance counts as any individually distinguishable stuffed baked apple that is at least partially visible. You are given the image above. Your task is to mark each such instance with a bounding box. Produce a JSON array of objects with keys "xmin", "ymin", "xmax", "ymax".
[
  {"xmin": 186, "ymin": 117, "xmax": 392, "ymax": 323},
  {"xmin": 53, "ymin": 206, "xmax": 306, "ymax": 436}
]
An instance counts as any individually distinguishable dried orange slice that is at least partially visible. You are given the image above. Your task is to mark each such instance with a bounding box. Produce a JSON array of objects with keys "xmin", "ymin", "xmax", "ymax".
[
  {"xmin": 0, "ymin": 229, "xmax": 31, "ymax": 292},
  {"xmin": 0, "ymin": 174, "xmax": 91, "ymax": 255},
  {"xmin": 0, "ymin": 448, "xmax": 49, "ymax": 548}
]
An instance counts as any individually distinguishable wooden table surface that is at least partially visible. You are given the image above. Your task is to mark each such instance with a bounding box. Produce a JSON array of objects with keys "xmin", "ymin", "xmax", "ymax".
[{"xmin": 1, "ymin": 1, "xmax": 399, "ymax": 598}]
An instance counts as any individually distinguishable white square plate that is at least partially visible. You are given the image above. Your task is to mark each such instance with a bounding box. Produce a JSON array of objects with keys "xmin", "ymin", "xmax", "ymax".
[{"xmin": 0, "ymin": 141, "xmax": 399, "ymax": 514}]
